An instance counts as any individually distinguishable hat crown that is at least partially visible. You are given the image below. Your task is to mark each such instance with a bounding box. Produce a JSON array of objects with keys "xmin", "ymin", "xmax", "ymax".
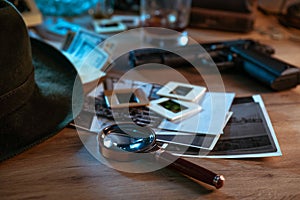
[
  {"xmin": 0, "ymin": 0, "xmax": 83, "ymax": 162},
  {"xmin": 0, "ymin": 0, "xmax": 33, "ymax": 96},
  {"xmin": 0, "ymin": 1, "xmax": 35, "ymax": 119}
]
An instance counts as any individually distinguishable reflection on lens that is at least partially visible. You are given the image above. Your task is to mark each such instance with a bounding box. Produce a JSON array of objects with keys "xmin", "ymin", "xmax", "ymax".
[
  {"xmin": 103, "ymin": 124, "xmax": 156, "ymax": 153},
  {"xmin": 103, "ymin": 136, "xmax": 113, "ymax": 148}
]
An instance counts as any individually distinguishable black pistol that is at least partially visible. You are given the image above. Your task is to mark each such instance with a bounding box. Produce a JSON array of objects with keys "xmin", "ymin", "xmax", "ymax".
[{"xmin": 129, "ymin": 39, "xmax": 300, "ymax": 91}]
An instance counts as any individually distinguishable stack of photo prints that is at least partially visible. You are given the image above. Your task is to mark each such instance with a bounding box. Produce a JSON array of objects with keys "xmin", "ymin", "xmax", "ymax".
[{"xmin": 75, "ymin": 75, "xmax": 282, "ymax": 159}]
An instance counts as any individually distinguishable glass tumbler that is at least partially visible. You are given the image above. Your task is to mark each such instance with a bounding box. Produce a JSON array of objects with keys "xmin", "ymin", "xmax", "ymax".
[{"xmin": 140, "ymin": 0, "xmax": 192, "ymax": 31}]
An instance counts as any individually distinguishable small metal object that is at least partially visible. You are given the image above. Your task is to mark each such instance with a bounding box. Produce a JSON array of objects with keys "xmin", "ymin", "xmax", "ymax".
[{"xmin": 213, "ymin": 175, "xmax": 225, "ymax": 189}]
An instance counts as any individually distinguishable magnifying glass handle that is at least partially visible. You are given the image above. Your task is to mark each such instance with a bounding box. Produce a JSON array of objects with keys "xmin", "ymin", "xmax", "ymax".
[{"xmin": 156, "ymin": 151, "xmax": 225, "ymax": 189}]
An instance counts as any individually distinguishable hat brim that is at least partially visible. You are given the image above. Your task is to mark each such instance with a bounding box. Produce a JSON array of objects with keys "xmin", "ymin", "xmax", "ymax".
[{"xmin": 0, "ymin": 38, "xmax": 83, "ymax": 161}]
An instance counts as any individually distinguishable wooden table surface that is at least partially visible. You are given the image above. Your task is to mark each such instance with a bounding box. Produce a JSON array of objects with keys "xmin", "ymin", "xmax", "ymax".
[{"xmin": 1, "ymin": 11, "xmax": 300, "ymax": 200}]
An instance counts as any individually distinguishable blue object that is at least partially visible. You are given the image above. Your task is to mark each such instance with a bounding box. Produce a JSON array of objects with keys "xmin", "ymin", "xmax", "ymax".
[{"xmin": 35, "ymin": 0, "xmax": 99, "ymax": 16}]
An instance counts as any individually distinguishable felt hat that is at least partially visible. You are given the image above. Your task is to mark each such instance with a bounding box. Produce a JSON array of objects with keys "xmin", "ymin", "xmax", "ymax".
[{"xmin": 0, "ymin": 0, "xmax": 83, "ymax": 161}]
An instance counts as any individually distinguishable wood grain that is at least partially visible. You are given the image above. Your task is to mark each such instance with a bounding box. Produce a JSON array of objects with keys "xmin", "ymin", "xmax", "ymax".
[{"xmin": 1, "ymin": 10, "xmax": 300, "ymax": 200}]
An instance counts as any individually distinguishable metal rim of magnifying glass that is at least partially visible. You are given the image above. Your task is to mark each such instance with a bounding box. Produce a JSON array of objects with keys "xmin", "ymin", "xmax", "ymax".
[{"xmin": 98, "ymin": 123, "xmax": 158, "ymax": 162}]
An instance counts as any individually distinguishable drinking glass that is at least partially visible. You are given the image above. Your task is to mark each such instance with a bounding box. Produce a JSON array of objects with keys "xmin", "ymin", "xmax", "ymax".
[
  {"xmin": 140, "ymin": 0, "xmax": 192, "ymax": 31},
  {"xmin": 139, "ymin": 0, "xmax": 192, "ymax": 47}
]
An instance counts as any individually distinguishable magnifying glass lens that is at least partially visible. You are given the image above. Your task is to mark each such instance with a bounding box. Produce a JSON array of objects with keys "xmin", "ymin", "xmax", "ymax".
[{"xmin": 102, "ymin": 124, "xmax": 156, "ymax": 152}]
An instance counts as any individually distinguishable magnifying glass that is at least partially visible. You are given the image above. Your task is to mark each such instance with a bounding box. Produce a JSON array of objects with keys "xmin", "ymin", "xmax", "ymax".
[{"xmin": 98, "ymin": 123, "xmax": 225, "ymax": 189}]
